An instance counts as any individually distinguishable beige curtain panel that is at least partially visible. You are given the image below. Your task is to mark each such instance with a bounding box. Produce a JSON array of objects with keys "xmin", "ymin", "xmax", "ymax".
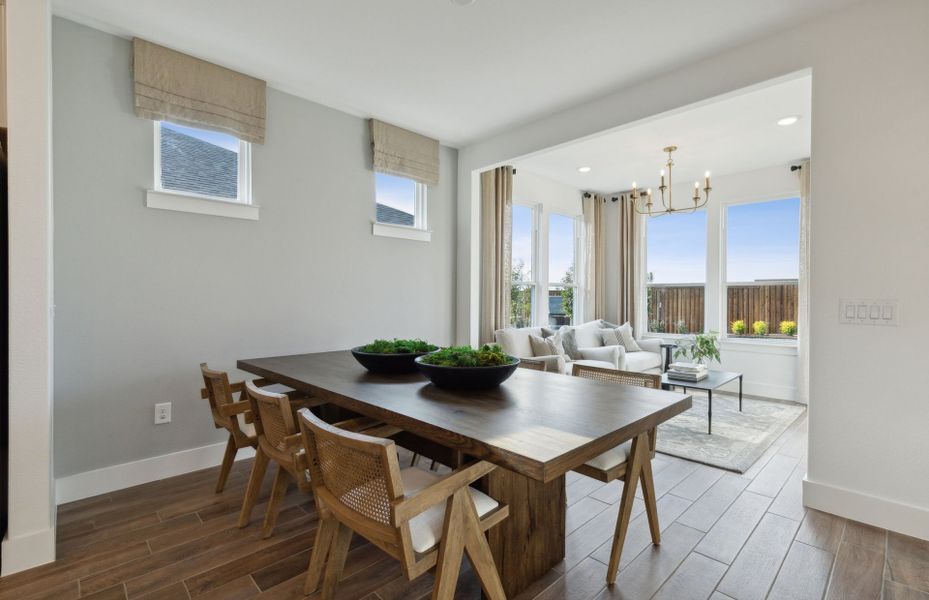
[
  {"xmin": 479, "ymin": 167, "xmax": 513, "ymax": 344},
  {"xmin": 617, "ymin": 193, "xmax": 639, "ymax": 327},
  {"xmin": 370, "ymin": 119, "xmax": 440, "ymax": 186},
  {"xmin": 581, "ymin": 193, "xmax": 606, "ymax": 321},
  {"xmin": 132, "ymin": 38, "xmax": 267, "ymax": 144}
]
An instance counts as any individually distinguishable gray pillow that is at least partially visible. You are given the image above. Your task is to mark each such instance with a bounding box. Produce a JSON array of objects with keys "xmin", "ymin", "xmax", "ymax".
[{"xmin": 559, "ymin": 327, "xmax": 582, "ymax": 360}]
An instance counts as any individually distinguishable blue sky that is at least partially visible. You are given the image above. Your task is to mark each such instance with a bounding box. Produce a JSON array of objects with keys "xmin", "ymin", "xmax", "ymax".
[
  {"xmin": 512, "ymin": 204, "xmax": 533, "ymax": 280},
  {"xmin": 375, "ymin": 172, "xmax": 416, "ymax": 213},
  {"xmin": 548, "ymin": 213, "xmax": 575, "ymax": 283},
  {"xmin": 647, "ymin": 197, "xmax": 799, "ymax": 283},
  {"xmin": 162, "ymin": 122, "xmax": 240, "ymax": 152}
]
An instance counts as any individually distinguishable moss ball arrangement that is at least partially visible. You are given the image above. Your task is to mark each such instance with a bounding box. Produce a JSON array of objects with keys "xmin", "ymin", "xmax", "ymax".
[
  {"xmin": 730, "ymin": 319, "xmax": 747, "ymax": 335},
  {"xmin": 415, "ymin": 344, "xmax": 520, "ymax": 389},
  {"xmin": 358, "ymin": 339, "xmax": 438, "ymax": 354},
  {"xmin": 779, "ymin": 321, "xmax": 798, "ymax": 336},
  {"xmin": 752, "ymin": 320, "xmax": 769, "ymax": 336},
  {"xmin": 418, "ymin": 344, "xmax": 515, "ymax": 367}
]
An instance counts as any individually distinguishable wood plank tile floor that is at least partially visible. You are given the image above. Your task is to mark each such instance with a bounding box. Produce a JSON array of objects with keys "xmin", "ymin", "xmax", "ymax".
[{"xmin": 3, "ymin": 403, "xmax": 929, "ymax": 600}]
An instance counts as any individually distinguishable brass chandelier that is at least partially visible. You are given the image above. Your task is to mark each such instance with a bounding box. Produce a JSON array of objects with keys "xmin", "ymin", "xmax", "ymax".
[{"xmin": 631, "ymin": 146, "xmax": 712, "ymax": 216}]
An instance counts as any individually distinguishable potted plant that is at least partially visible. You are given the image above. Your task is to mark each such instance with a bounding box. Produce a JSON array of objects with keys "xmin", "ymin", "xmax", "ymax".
[
  {"xmin": 730, "ymin": 319, "xmax": 747, "ymax": 335},
  {"xmin": 752, "ymin": 321, "xmax": 769, "ymax": 336},
  {"xmin": 415, "ymin": 344, "xmax": 520, "ymax": 389},
  {"xmin": 673, "ymin": 331, "xmax": 721, "ymax": 366},
  {"xmin": 779, "ymin": 320, "xmax": 798, "ymax": 336},
  {"xmin": 351, "ymin": 338, "xmax": 438, "ymax": 373}
]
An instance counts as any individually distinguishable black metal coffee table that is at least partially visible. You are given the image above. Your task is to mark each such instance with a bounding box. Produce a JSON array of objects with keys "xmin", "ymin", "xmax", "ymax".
[{"xmin": 661, "ymin": 370, "xmax": 743, "ymax": 435}]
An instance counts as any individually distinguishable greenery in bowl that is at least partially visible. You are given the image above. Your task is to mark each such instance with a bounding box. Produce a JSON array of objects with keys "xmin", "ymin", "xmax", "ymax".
[
  {"xmin": 418, "ymin": 344, "xmax": 515, "ymax": 367},
  {"xmin": 358, "ymin": 339, "xmax": 437, "ymax": 354}
]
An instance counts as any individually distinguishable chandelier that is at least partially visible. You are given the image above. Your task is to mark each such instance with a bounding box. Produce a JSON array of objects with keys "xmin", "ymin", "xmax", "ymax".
[{"xmin": 631, "ymin": 146, "xmax": 711, "ymax": 216}]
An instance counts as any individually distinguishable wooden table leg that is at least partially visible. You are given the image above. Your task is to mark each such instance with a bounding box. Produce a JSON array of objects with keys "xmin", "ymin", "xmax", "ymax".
[{"xmin": 480, "ymin": 467, "xmax": 566, "ymax": 598}]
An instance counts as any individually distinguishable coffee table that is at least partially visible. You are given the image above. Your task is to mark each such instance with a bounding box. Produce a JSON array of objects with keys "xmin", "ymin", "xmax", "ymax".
[{"xmin": 661, "ymin": 370, "xmax": 743, "ymax": 434}]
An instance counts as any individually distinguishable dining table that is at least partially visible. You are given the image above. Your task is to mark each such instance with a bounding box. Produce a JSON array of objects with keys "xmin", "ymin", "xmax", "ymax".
[{"xmin": 238, "ymin": 350, "xmax": 692, "ymax": 597}]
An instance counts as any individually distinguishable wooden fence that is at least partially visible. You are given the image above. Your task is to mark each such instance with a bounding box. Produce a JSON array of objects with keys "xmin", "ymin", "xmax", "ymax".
[{"xmin": 647, "ymin": 280, "xmax": 798, "ymax": 334}]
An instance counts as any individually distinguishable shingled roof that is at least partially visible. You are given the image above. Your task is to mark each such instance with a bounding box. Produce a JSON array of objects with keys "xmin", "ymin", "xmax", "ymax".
[
  {"xmin": 376, "ymin": 203, "xmax": 414, "ymax": 226},
  {"xmin": 160, "ymin": 127, "xmax": 238, "ymax": 199}
]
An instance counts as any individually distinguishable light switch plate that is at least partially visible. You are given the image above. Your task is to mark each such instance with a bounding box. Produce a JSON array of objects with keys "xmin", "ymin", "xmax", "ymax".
[{"xmin": 839, "ymin": 299, "xmax": 899, "ymax": 326}]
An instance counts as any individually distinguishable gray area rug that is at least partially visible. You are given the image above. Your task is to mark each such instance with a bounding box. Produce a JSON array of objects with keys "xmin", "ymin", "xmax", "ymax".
[{"xmin": 656, "ymin": 394, "xmax": 806, "ymax": 473}]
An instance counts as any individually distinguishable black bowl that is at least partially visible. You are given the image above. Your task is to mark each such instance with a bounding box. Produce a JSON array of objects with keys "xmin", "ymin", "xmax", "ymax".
[
  {"xmin": 350, "ymin": 347, "xmax": 434, "ymax": 374},
  {"xmin": 413, "ymin": 356, "xmax": 520, "ymax": 389}
]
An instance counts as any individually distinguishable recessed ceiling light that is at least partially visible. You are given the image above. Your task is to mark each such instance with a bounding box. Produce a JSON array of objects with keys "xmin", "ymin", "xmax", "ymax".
[
  {"xmin": 577, "ymin": 166, "xmax": 591, "ymax": 173},
  {"xmin": 450, "ymin": 0, "xmax": 476, "ymax": 5},
  {"xmin": 777, "ymin": 115, "xmax": 800, "ymax": 126}
]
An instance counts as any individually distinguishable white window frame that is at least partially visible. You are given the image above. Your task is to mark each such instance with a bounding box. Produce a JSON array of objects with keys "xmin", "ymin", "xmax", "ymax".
[
  {"xmin": 146, "ymin": 121, "xmax": 258, "ymax": 220},
  {"xmin": 510, "ymin": 202, "xmax": 540, "ymax": 328},
  {"xmin": 546, "ymin": 212, "xmax": 580, "ymax": 327},
  {"xmin": 372, "ymin": 175, "xmax": 431, "ymax": 242},
  {"xmin": 720, "ymin": 194, "xmax": 801, "ymax": 344}
]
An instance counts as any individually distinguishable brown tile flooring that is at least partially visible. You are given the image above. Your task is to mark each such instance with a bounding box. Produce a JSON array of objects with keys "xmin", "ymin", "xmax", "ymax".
[{"xmin": 2, "ymin": 406, "xmax": 929, "ymax": 600}]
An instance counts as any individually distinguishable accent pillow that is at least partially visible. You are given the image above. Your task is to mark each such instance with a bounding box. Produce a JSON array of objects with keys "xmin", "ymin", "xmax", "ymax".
[
  {"xmin": 529, "ymin": 333, "xmax": 565, "ymax": 358},
  {"xmin": 600, "ymin": 328, "xmax": 623, "ymax": 347},
  {"xmin": 558, "ymin": 327, "xmax": 581, "ymax": 359},
  {"xmin": 616, "ymin": 322, "xmax": 642, "ymax": 352}
]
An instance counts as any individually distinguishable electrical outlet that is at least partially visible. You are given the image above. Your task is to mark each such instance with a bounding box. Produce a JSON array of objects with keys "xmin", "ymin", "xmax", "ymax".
[{"xmin": 154, "ymin": 402, "xmax": 172, "ymax": 424}]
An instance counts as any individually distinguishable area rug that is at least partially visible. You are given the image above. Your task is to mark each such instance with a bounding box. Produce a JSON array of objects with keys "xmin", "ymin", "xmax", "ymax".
[{"xmin": 655, "ymin": 393, "xmax": 806, "ymax": 473}]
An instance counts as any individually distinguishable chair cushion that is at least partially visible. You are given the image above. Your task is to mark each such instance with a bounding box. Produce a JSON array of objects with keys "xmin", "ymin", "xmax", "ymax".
[
  {"xmin": 400, "ymin": 467, "xmax": 499, "ymax": 554},
  {"xmin": 261, "ymin": 383, "xmax": 295, "ymax": 395},
  {"xmin": 236, "ymin": 415, "xmax": 256, "ymax": 438},
  {"xmin": 623, "ymin": 351, "xmax": 662, "ymax": 373},
  {"xmin": 585, "ymin": 441, "xmax": 633, "ymax": 471}
]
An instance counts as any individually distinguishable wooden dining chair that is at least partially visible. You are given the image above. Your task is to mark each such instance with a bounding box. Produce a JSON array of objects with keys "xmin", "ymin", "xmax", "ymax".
[
  {"xmin": 296, "ymin": 408, "xmax": 510, "ymax": 600},
  {"xmin": 517, "ymin": 358, "xmax": 545, "ymax": 371},
  {"xmin": 571, "ymin": 363, "xmax": 662, "ymax": 585},
  {"xmin": 200, "ymin": 363, "xmax": 304, "ymax": 493}
]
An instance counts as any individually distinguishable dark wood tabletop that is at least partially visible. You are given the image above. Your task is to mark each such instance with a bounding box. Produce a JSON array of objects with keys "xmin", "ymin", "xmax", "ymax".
[{"xmin": 238, "ymin": 350, "xmax": 692, "ymax": 483}]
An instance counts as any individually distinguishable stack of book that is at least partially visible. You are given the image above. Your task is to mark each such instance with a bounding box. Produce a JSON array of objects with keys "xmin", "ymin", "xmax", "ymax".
[{"xmin": 667, "ymin": 362, "xmax": 708, "ymax": 382}]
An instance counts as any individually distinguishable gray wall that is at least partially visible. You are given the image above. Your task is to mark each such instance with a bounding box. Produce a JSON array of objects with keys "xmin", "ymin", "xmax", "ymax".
[{"xmin": 52, "ymin": 18, "xmax": 458, "ymax": 478}]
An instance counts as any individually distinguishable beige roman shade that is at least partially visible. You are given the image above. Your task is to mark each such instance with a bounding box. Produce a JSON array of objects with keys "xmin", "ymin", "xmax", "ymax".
[
  {"xmin": 132, "ymin": 38, "xmax": 267, "ymax": 144},
  {"xmin": 370, "ymin": 119, "xmax": 439, "ymax": 186}
]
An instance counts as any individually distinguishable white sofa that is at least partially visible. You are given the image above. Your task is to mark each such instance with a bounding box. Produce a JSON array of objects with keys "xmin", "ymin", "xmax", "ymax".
[{"xmin": 493, "ymin": 320, "xmax": 664, "ymax": 375}]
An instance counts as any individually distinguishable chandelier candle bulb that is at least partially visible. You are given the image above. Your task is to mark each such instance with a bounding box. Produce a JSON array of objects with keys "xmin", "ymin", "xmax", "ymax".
[
  {"xmin": 705, "ymin": 171, "xmax": 711, "ymax": 188},
  {"xmin": 631, "ymin": 146, "xmax": 711, "ymax": 216}
]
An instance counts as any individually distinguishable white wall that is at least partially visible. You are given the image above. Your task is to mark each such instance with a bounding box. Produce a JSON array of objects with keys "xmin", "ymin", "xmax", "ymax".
[
  {"xmin": 2, "ymin": 0, "xmax": 56, "ymax": 576},
  {"xmin": 51, "ymin": 19, "xmax": 458, "ymax": 490},
  {"xmin": 457, "ymin": 0, "xmax": 929, "ymax": 540},
  {"xmin": 511, "ymin": 169, "xmax": 582, "ymax": 326}
]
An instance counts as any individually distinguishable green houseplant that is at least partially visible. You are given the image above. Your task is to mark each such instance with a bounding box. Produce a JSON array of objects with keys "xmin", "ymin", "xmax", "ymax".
[
  {"xmin": 358, "ymin": 339, "xmax": 437, "ymax": 354},
  {"xmin": 673, "ymin": 331, "xmax": 721, "ymax": 366},
  {"xmin": 752, "ymin": 321, "xmax": 769, "ymax": 336},
  {"xmin": 730, "ymin": 319, "xmax": 747, "ymax": 335},
  {"xmin": 779, "ymin": 321, "xmax": 798, "ymax": 336},
  {"xmin": 418, "ymin": 344, "xmax": 514, "ymax": 367}
]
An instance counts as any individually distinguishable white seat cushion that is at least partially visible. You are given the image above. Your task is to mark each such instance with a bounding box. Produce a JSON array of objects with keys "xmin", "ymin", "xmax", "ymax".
[
  {"xmin": 585, "ymin": 441, "xmax": 633, "ymax": 471},
  {"xmin": 236, "ymin": 415, "xmax": 256, "ymax": 438},
  {"xmin": 563, "ymin": 359, "xmax": 615, "ymax": 374},
  {"xmin": 400, "ymin": 467, "xmax": 499, "ymax": 554},
  {"xmin": 260, "ymin": 383, "xmax": 295, "ymax": 395},
  {"xmin": 623, "ymin": 351, "xmax": 662, "ymax": 373}
]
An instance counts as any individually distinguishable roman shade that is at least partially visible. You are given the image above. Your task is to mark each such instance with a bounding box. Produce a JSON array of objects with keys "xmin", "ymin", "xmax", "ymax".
[
  {"xmin": 132, "ymin": 38, "xmax": 267, "ymax": 144},
  {"xmin": 370, "ymin": 119, "xmax": 439, "ymax": 186}
]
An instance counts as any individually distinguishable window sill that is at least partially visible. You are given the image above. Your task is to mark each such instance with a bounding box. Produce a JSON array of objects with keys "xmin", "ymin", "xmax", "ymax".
[
  {"xmin": 145, "ymin": 190, "xmax": 259, "ymax": 221},
  {"xmin": 372, "ymin": 222, "xmax": 431, "ymax": 242}
]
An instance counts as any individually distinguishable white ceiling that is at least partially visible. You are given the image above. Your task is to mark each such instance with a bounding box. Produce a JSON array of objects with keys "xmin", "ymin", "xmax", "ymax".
[
  {"xmin": 54, "ymin": 0, "xmax": 854, "ymax": 147},
  {"xmin": 515, "ymin": 75, "xmax": 812, "ymax": 193}
]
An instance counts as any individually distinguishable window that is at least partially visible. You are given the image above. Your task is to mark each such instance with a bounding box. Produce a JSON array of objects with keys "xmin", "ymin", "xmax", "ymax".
[
  {"xmin": 726, "ymin": 197, "xmax": 800, "ymax": 337},
  {"xmin": 373, "ymin": 173, "xmax": 429, "ymax": 240},
  {"xmin": 646, "ymin": 211, "xmax": 707, "ymax": 334},
  {"xmin": 548, "ymin": 213, "xmax": 578, "ymax": 327},
  {"xmin": 155, "ymin": 122, "xmax": 250, "ymax": 203},
  {"xmin": 510, "ymin": 204, "xmax": 537, "ymax": 328}
]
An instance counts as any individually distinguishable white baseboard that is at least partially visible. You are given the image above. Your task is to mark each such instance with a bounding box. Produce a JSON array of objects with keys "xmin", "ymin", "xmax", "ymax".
[
  {"xmin": 803, "ymin": 477, "xmax": 929, "ymax": 541},
  {"xmin": 1, "ymin": 527, "xmax": 56, "ymax": 576},
  {"xmin": 55, "ymin": 441, "xmax": 256, "ymax": 505}
]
